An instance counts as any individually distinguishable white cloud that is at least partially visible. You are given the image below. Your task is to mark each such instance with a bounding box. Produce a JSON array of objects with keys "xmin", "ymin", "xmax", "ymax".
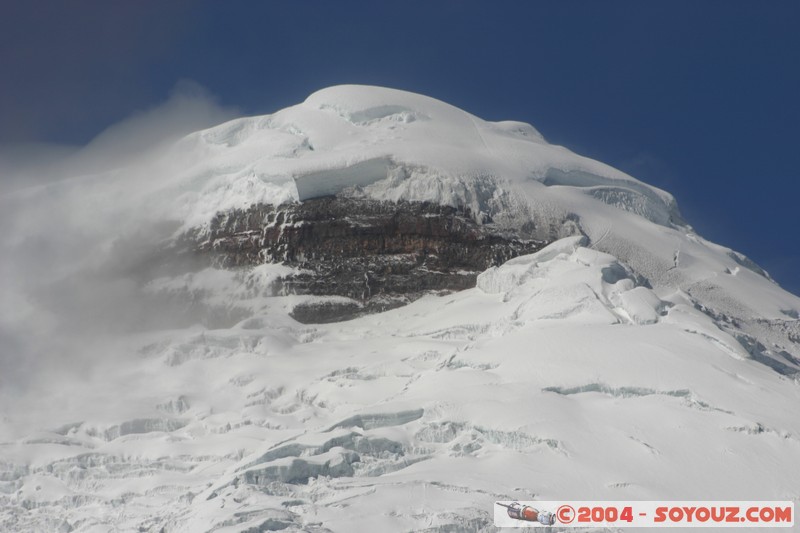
[{"xmin": 0, "ymin": 83, "xmax": 239, "ymax": 431}]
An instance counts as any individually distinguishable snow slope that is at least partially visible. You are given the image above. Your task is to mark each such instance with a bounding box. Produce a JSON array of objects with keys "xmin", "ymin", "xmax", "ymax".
[{"xmin": 1, "ymin": 85, "xmax": 799, "ymax": 532}]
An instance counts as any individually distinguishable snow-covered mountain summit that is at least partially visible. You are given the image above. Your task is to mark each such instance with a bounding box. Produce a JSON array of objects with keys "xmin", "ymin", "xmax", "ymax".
[
  {"xmin": 162, "ymin": 84, "xmax": 681, "ymax": 230},
  {"xmin": 1, "ymin": 86, "xmax": 799, "ymax": 532},
  {"xmin": 151, "ymin": 85, "xmax": 797, "ymax": 347}
]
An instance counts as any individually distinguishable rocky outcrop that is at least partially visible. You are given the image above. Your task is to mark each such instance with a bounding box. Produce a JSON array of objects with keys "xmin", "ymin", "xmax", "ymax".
[{"xmin": 176, "ymin": 196, "xmax": 551, "ymax": 323}]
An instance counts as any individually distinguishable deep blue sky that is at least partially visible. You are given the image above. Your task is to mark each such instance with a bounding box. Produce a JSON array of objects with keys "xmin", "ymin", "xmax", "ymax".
[{"xmin": 2, "ymin": 1, "xmax": 799, "ymax": 295}]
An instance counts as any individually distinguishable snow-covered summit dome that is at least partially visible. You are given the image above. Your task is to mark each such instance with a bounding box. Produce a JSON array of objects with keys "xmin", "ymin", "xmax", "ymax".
[
  {"xmin": 165, "ymin": 84, "xmax": 681, "ymax": 233},
  {"xmin": 302, "ymin": 84, "xmax": 544, "ymax": 144}
]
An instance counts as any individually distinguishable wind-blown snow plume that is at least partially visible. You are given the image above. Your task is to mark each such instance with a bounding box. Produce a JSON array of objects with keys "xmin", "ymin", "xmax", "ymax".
[{"xmin": 0, "ymin": 83, "xmax": 237, "ymax": 431}]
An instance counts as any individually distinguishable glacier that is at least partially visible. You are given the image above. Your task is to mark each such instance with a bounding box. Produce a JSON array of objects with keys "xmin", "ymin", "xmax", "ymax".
[{"xmin": 1, "ymin": 85, "xmax": 799, "ymax": 532}]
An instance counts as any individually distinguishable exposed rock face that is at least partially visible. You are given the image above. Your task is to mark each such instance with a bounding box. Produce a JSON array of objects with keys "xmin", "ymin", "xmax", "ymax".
[{"xmin": 183, "ymin": 196, "xmax": 550, "ymax": 322}]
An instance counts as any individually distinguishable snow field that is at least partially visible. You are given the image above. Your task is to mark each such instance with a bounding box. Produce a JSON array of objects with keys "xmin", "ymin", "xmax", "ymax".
[{"xmin": 3, "ymin": 238, "xmax": 799, "ymax": 531}]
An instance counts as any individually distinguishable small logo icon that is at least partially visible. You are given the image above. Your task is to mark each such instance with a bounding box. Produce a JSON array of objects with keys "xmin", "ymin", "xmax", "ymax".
[
  {"xmin": 496, "ymin": 502, "xmax": 556, "ymax": 525},
  {"xmin": 557, "ymin": 504, "xmax": 576, "ymax": 524}
]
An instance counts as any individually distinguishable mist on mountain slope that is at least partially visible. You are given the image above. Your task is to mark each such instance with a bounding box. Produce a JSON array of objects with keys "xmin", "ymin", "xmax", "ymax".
[{"xmin": 0, "ymin": 83, "xmax": 238, "ymax": 435}]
